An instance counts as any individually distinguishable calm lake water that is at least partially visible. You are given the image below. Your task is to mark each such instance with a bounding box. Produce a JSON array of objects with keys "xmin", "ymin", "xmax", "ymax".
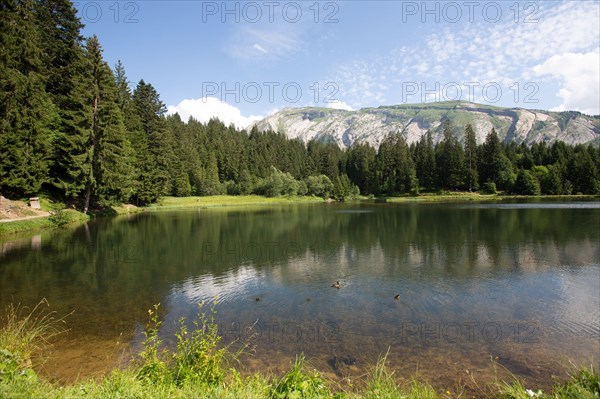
[{"xmin": 1, "ymin": 200, "xmax": 599, "ymax": 390}]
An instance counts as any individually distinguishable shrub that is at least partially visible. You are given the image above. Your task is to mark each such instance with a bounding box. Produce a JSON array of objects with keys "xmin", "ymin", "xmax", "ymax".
[
  {"xmin": 482, "ymin": 181, "xmax": 497, "ymax": 194},
  {"xmin": 333, "ymin": 174, "xmax": 360, "ymax": 201},
  {"xmin": 48, "ymin": 209, "xmax": 88, "ymax": 227},
  {"xmin": 271, "ymin": 354, "xmax": 332, "ymax": 399},
  {"xmin": 514, "ymin": 169, "xmax": 541, "ymax": 195},
  {"xmin": 136, "ymin": 304, "xmax": 169, "ymax": 384},
  {"xmin": 172, "ymin": 302, "xmax": 226, "ymax": 387},
  {"xmin": 136, "ymin": 301, "xmax": 229, "ymax": 388},
  {"xmin": 305, "ymin": 175, "xmax": 334, "ymax": 199}
]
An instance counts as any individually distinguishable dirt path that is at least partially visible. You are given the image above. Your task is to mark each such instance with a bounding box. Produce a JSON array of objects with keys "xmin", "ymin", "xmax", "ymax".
[
  {"xmin": 0, "ymin": 214, "xmax": 49, "ymax": 223},
  {"xmin": 0, "ymin": 195, "xmax": 50, "ymax": 222}
]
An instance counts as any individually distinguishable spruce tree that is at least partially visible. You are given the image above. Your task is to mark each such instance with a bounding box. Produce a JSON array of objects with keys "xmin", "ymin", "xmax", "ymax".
[
  {"xmin": 131, "ymin": 80, "xmax": 175, "ymax": 203},
  {"xmin": 415, "ymin": 130, "xmax": 436, "ymax": 191},
  {"xmin": 84, "ymin": 36, "xmax": 134, "ymax": 210},
  {"xmin": 377, "ymin": 132, "xmax": 417, "ymax": 194},
  {"xmin": 480, "ymin": 128, "xmax": 514, "ymax": 190},
  {"xmin": 346, "ymin": 142, "xmax": 377, "ymax": 195},
  {"xmin": 0, "ymin": 0, "xmax": 56, "ymax": 196},
  {"xmin": 463, "ymin": 124, "xmax": 479, "ymax": 191},
  {"xmin": 49, "ymin": 35, "xmax": 133, "ymax": 211},
  {"xmin": 34, "ymin": 0, "xmax": 84, "ymax": 105},
  {"xmin": 436, "ymin": 120, "xmax": 464, "ymax": 190}
]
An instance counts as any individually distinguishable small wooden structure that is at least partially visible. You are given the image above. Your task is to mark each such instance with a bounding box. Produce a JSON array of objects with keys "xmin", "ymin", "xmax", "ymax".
[{"xmin": 29, "ymin": 197, "xmax": 41, "ymax": 209}]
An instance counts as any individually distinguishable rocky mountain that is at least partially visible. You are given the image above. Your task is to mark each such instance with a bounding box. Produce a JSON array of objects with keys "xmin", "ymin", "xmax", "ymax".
[{"xmin": 250, "ymin": 101, "xmax": 599, "ymax": 148}]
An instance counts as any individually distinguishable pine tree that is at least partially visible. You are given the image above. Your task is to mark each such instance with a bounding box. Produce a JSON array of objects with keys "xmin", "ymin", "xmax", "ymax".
[
  {"xmin": 346, "ymin": 142, "xmax": 377, "ymax": 194},
  {"xmin": 568, "ymin": 146, "xmax": 600, "ymax": 194},
  {"xmin": 130, "ymin": 80, "xmax": 174, "ymax": 203},
  {"xmin": 414, "ymin": 130, "xmax": 436, "ymax": 191},
  {"xmin": 48, "ymin": 35, "xmax": 133, "ymax": 211},
  {"xmin": 480, "ymin": 128, "xmax": 514, "ymax": 190},
  {"xmin": 377, "ymin": 132, "xmax": 417, "ymax": 194},
  {"xmin": 436, "ymin": 120, "xmax": 464, "ymax": 190},
  {"xmin": 463, "ymin": 124, "xmax": 479, "ymax": 191},
  {"xmin": 114, "ymin": 60, "xmax": 131, "ymax": 111},
  {"xmin": 34, "ymin": 0, "xmax": 84, "ymax": 105},
  {"xmin": 0, "ymin": 0, "xmax": 56, "ymax": 196},
  {"xmin": 83, "ymin": 36, "xmax": 134, "ymax": 210}
]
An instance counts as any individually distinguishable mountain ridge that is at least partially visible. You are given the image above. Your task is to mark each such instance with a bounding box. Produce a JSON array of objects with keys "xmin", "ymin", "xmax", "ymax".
[{"xmin": 250, "ymin": 101, "xmax": 600, "ymax": 148}]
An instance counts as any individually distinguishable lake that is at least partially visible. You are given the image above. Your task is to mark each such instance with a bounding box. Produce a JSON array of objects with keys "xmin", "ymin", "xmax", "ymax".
[{"xmin": 1, "ymin": 200, "xmax": 599, "ymax": 390}]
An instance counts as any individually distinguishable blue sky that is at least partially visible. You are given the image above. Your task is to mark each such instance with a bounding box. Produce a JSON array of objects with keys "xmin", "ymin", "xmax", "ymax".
[{"xmin": 78, "ymin": 1, "xmax": 600, "ymax": 127}]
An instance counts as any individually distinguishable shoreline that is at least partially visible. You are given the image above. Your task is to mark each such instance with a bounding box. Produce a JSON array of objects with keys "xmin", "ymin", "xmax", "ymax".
[
  {"xmin": 1, "ymin": 303, "xmax": 597, "ymax": 399},
  {"xmin": 1, "ymin": 193, "xmax": 598, "ymax": 236}
]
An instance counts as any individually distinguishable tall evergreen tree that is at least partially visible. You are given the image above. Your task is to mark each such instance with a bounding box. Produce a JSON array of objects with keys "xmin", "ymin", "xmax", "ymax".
[
  {"xmin": 130, "ymin": 80, "xmax": 175, "ymax": 203},
  {"xmin": 34, "ymin": 0, "xmax": 84, "ymax": 104},
  {"xmin": 377, "ymin": 132, "xmax": 417, "ymax": 194},
  {"xmin": 463, "ymin": 124, "xmax": 479, "ymax": 191},
  {"xmin": 0, "ymin": 0, "xmax": 56, "ymax": 196},
  {"xmin": 480, "ymin": 128, "xmax": 514, "ymax": 189},
  {"xmin": 435, "ymin": 120, "xmax": 464, "ymax": 190},
  {"xmin": 83, "ymin": 36, "xmax": 134, "ymax": 210},
  {"xmin": 114, "ymin": 60, "xmax": 131, "ymax": 111},
  {"xmin": 568, "ymin": 146, "xmax": 600, "ymax": 194},
  {"xmin": 414, "ymin": 130, "xmax": 436, "ymax": 191},
  {"xmin": 346, "ymin": 142, "xmax": 377, "ymax": 194},
  {"xmin": 49, "ymin": 35, "xmax": 133, "ymax": 211}
]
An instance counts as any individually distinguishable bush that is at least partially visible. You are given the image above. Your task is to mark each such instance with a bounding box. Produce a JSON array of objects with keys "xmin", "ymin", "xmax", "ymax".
[
  {"xmin": 172, "ymin": 302, "xmax": 226, "ymax": 387},
  {"xmin": 305, "ymin": 175, "xmax": 334, "ymax": 199},
  {"xmin": 137, "ymin": 301, "xmax": 229, "ymax": 388},
  {"xmin": 482, "ymin": 181, "xmax": 497, "ymax": 194},
  {"xmin": 514, "ymin": 169, "xmax": 541, "ymax": 195},
  {"xmin": 259, "ymin": 166, "xmax": 301, "ymax": 197},
  {"xmin": 48, "ymin": 209, "xmax": 88, "ymax": 227},
  {"xmin": 137, "ymin": 304, "xmax": 168, "ymax": 384},
  {"xmin": 271, "ymin": 354, "xmax": 332, "ymax": 399},
  {"xmin": 333, "ymin": 174, "xmax": 360, "ymax": 201}
]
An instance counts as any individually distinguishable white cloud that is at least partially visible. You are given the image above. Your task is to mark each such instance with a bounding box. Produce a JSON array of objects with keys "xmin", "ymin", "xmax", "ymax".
[
  {"xmin": 329, "ymin": 0, "xmax": 600, "ymax": 111},
  {"xmin": 166, "ymin": 98, "xmax": 263, "ymax": 129},
  {"xmin": 226, "ymin": 26, "xmax": 303, "ymax": 62},
  {"xmin": 533, "ymin": 52, "xmax": 600, "ymax": 115},
  {"xmin": 252, "ymin": 43, "xmax": 268, "ymax": 54},
  {"xmin": 326, "ymin": 100, "xmax": 353, "ymax": 111}
]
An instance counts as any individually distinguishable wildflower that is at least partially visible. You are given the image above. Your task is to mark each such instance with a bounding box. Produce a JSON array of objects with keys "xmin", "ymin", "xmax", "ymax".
[{"xmin": 526, "ymin": 388, "xmax": 543, "ymax": 397}]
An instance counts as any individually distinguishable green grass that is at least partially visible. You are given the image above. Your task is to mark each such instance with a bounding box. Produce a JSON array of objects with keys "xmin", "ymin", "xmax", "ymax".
[
  {"xmin": 3, "ymin": 193, "xmax": 596, "ymax": 236},
  {"xmin": 1, "ymin": 301, "xmax": 598, "ymax": 399},
  {"xmin": 386, "ymin": 192, "xmax": 501, "ymax": 202},
  {"xmin": 385, "ymin": 192, "xmax": 599, "ymax": 203},
  {"xmin": 148, "ymin": 195, "xmax": 325, "ymax": 210},
  {"xmin": 0, "ymin": 209, "xmax": 89, "ymax": 236},
  {"xmin": 0, "ymin": 299, "xmax": 67, "ymax": 392},
  {"xmin": 362, "ymin": 351, "xmax": 437, "ymax": 399},
  {"xmin": 498, "ymin": 367, "xmax": 599, "ymax": 399},
  {"xmin": 0, "ymin": 217, "xmax": 52, "ymax": 235}
]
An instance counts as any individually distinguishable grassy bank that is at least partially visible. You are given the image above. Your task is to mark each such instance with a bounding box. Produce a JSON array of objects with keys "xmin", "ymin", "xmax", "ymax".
[
  {"xmin": 386, "ymin": 192, "xmax": 501, "ymax": 202},
  {"xmin": 1, "ymin": 302, "xmax": 598, "ymax": 399},
  {"xmin": 385, "ymin": 192, "xmax": 600, "ymax": 203},
  {"xmin": 2, "ymin": 193, "xmax": 598, "ymax": 236},
  {"xmin": 0, "ymin": 210, "xmax": 89, "ymax": 236},
  {"xmin": 147, "ymin": 195, "xmax": 326, "ymax": 210},
  {"xmin": 0, "ymin": 195, "xmax": 319, "ymax": 236}
]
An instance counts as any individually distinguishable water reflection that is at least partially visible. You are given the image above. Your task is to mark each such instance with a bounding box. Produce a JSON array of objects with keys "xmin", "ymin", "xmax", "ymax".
[{"xmin": 0, "ymin": 201, "xmax": 598, "ymax": 387}]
